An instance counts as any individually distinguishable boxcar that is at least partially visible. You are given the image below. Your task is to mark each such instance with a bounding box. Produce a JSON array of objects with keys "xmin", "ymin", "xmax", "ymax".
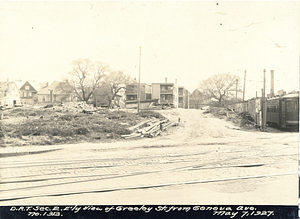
[{"xmin": 266, "ymin": 93, "xmax": 299, "ymax": 128}]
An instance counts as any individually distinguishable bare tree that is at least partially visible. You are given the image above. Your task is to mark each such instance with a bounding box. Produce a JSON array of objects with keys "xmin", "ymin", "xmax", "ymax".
[
  {"xmin": 66, "ymin": 59, "xmax": 109, "ymax": 102},
  {"xmin": 189, "ymin": 89, "xmax": 203, "ymax": 109},
  {"xmin": 199, "ymin": 73, "xmax": 239, "ymax": 106},
  {"xmin": 101, "ymin": 70, "xmax": 133, "ymax": 108},
  {"xmin": 55, "ymin": 81, "xmax": 74, "ymax": 102}
]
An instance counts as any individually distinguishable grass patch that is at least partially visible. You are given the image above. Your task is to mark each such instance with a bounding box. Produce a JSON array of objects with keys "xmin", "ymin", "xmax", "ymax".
[
  {"xmin": 138, "ymin": 110, "xmax": 166, "ymax": 119},
  {"xmin": 1, "ymin": 107, "xmax": 164, "ymax": 146}
]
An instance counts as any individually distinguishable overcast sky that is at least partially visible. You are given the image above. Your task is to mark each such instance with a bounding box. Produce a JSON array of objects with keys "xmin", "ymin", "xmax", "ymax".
[{"xmin": 0, "ymin": 1, "xmax": 299, "ymax": 99}]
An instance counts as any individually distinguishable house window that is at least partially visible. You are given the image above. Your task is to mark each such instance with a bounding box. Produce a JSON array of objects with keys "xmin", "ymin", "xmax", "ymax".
[
  {"xmin": 166, "ymin": 95, "xmax": 172, "ymax": 101},
  {"xmin": 24, "ymin": 92, "xmax": 27, "ymax": 97},
  {"xmin": 25, "ymin": 86, "xmax": 30, "ymax": 90},
  {"xmin": 178, "ymin": 88, "xmax": 183, "ymax": 95},
  {"xmin": 28, "ymin": 92, "xmax": 32, "ymax": 97}
]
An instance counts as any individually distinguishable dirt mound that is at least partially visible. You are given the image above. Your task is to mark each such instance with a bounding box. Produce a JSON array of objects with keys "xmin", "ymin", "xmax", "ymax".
[
  {"xmin": 158, "ymin": 108, "xmax": 253, "ymax": 141},
  {"xmin": 205, "ymin": 107, "xmax": 257, "ymax": 129}
]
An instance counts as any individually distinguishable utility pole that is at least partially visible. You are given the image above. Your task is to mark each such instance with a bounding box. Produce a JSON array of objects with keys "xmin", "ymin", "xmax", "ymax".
[
  {"xmin": 243, "ymin": 70, "xmax": 246, "ymax": 101},
  {"xmin": 235, "ymin": 79, "xmax": 238, "ymax": 102},
  {"xmin": 137, "ymin": 46, "xmax": 141, "ymax": 113},
  {"xmin": 270, "ymin": 70, "xmax": 274, "ymax": 97},
  {"xmin": 261, "ymin": 69, "xmax": 266, "ymax": 131},
  {"xmin": 188, "ymin": 91, "xmax": 189, "ymax": 109}
]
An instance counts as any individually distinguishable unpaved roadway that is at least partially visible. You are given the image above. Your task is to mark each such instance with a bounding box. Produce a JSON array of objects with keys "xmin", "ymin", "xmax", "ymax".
[{"xmin": 0, "ymin": 109, "xmax": 298, "ymax": 205}]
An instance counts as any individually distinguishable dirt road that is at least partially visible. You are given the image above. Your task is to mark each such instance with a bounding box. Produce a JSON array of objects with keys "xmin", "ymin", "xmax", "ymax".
[{"xmin": 0, "ymin": 108, "xmax": 298, "ymax": 205}]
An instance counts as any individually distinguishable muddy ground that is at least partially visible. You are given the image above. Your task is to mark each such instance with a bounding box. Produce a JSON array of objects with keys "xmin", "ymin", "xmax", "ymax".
[{"xmin": 0, "ymin": 108, "xmax": 298, "ymax": 206}]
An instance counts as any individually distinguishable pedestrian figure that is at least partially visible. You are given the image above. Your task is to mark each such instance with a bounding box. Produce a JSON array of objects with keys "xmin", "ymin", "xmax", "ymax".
[
  {"xmin": 160, "ymin": 122, "xmax": 163, "ymax": 131},
  {"xmin": 176, "ymin": 117, "xmax": 180, "ymax": 126}
]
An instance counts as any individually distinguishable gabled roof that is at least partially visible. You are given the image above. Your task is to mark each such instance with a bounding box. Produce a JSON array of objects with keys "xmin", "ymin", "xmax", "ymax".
[
  {"xmin": 14, "ymin": 80, "xmax": 24, "ymax": 89},
  {"xmin": 37, "ymin": 81, "xmax": 72, "ymax": 95},
  {"xmin": 30, "ymin": 81, "xmax": 42, "ymax": 91},
  {"xmin": 20, "ymin": 81, "xmax": 46, "ymax": 92},
  {"xmin": 0, "ymin": 81, "xmax": 20, "ymax": 92}
]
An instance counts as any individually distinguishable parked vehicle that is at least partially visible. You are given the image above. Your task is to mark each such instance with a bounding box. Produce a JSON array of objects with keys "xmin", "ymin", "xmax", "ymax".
[
  {"xmin": 266, "ymin": 93, "xmax": 299, "ymax": 128},
  {"xmin": 201, "ymin": 106, "xmax": 210, "ymax": 110}
]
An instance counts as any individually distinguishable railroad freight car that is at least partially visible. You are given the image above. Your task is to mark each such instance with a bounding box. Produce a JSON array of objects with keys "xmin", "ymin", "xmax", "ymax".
[{"xmin": 266, "ymin": 93, "xmax": 299, "ymax": 128}]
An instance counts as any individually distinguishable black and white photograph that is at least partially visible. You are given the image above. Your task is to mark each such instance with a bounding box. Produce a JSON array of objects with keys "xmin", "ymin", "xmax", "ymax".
[{"xmin": 0, "ymin": 1, "xmax": 299, "ymax": 218}]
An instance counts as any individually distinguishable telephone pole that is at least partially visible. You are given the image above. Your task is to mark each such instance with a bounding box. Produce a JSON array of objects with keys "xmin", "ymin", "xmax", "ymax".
[
  {"xmin": 261, "ymin": 69, "xmax": 266, "ymax": 131},
  {"xmin": 235, "ymin": 79, "xmax": 238, "ymax": 102},
  {"xmin": 243, "ymin": 70, "xmax": 246, "ymax": 101},
  {"xmin": 137, "ymin": 46, "xmax": 141, "ymax": 113}
]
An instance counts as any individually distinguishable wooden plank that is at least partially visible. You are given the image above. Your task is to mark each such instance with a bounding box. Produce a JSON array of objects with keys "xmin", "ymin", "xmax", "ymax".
[{"xmin": 128, "ymin": 119, "xmax": 154, "ymax": 131}]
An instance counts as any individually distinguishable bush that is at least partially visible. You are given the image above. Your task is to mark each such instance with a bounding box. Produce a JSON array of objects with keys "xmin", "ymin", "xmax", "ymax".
[
  {"xmin": 114, "ymin": 128, "xmax": 131, "ymax": 135},
  {"xmin": 103, "ymin": 123, "xmax": 131, "ymax": 135},
  {"xmin": 75, "ymin": 127, "xmax": 89, "ymax": 135},
  {"xmin": 138, "ymin": 110, "xmax": 165, "ymax": 119},
  {"xmin": 59, "ymin": 114, "xmax": 74, "ymax": 121},
  {"xmin": 91, "ymin": 125, "xmax": 104, "ymax": 133},
  {"xmin": 50, "ymin": 127, "xmax": 74, "ymax": 137}
]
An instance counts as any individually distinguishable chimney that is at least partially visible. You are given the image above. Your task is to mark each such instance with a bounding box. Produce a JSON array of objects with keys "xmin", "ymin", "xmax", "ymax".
[
  {"xmin": 7, "ymin": 78, "xmax": 9, "ymax": 82},
  {"xmin": 270, "ymin": 70, "xmax": 274, "ymax": 97},
  {"xmin": 175, "ymin": 79, "xmax": 177, "ymax": 84},
  {"xmin": 50, "ymin": 90, "xmax": 53, "ymax": 102},
  {"xmin": 46, "ymin": 82, "xmax": 49, "ymax": 87},
  {"xmin": 165, "ymin": 77, "xmax": 167, "ymax": 83}
]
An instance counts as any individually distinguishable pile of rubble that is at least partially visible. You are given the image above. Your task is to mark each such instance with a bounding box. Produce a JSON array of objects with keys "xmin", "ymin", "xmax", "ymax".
[
  {"xmin": 43, "ymin": 102, "xmax": 102, "ymax": 114},
  {"xmin": 121, "ymin": 118, "xmax": 177, "ymax": 139}
]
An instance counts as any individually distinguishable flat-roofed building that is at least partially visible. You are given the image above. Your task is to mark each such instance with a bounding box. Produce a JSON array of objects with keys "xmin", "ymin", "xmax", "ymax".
[
  {"xmin": 151, "ymin": 78, "xmax": 179, "ymax": 108},
  {"xmin": 125, "ymin": 83, "xmax": 152, "ymax": 101}
]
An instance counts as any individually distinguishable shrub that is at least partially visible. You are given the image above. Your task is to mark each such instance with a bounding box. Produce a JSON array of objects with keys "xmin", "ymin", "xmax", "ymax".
[
  {"xmin": 114, "ymin": 127, "xmax": 131, "ymax": 135},
  {"xmin": 103, "ymin": 123, "xmax": 131, "ymax": 135},
  {"xmin": 138, "ymin": 110, "xmax": 165, "ymax": 119},
  {"xmin": 75, "ymin": 127, "xmax": 89, "ymax": 135},
  {"xmin": 59, "ymin": 114, "xmax": 74, "ymax": 121},
  {"xmin": 50, "ymin": 127, "xmax": 74, "ymax": 137},
  {"xmin": 91, "ymin": 125, "xmax": 104, "ymax": 133}
]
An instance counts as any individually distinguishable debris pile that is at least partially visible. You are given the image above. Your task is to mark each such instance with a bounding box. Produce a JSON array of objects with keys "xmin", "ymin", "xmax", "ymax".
[
  {"xmin": 238, "ymin": 112, "xmax": 257, "ymax": 127},
  {"xmin": 121, "ymin": 118, "xmax": 176, "ymax": 139},
  {"xmin": 207, "ymin": 107, "xmax": 258, "ymax": 129},
  {"xmin": 41, "ymin": 102, "xmax": 106, "ymax": 114},
  {"xmin": 226, "ymin": 111, "xmax": 257, "ymax": 127}
]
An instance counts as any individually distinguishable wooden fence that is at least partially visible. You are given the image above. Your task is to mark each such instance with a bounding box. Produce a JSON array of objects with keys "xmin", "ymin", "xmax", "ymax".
[{"xmin": 228, "ymin": 97, "xmax": 262, "ymax": 126}]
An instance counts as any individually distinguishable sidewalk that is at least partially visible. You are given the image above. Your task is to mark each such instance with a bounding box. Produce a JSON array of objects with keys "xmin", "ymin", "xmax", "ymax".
[{"xmin": 0, "ymin": 144, "xmax": 69, "ymax": 158}]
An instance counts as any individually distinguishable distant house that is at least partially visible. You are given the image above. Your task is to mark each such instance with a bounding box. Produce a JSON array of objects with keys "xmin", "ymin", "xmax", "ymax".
[
  {"xmin": 151, "ymin": 78, "xmax": 179, "ymax": 108},
  {"xmin": 125, "ymin": 83, "xmax": 152, "ymax": 101},
  {"xmin": 178, "ymin": 86, "xmax": 189, "ymax": 109},
  {"xmin": 19, "ymin": 81, "xmax": 47, "ymax": 105},
  {"xmin": 37, "ymin": 81, "xmax": 73, "ymax": 103},
  {"xmin": 0, "ymin": 80, "xmax": 21, "ymax": 106}
]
